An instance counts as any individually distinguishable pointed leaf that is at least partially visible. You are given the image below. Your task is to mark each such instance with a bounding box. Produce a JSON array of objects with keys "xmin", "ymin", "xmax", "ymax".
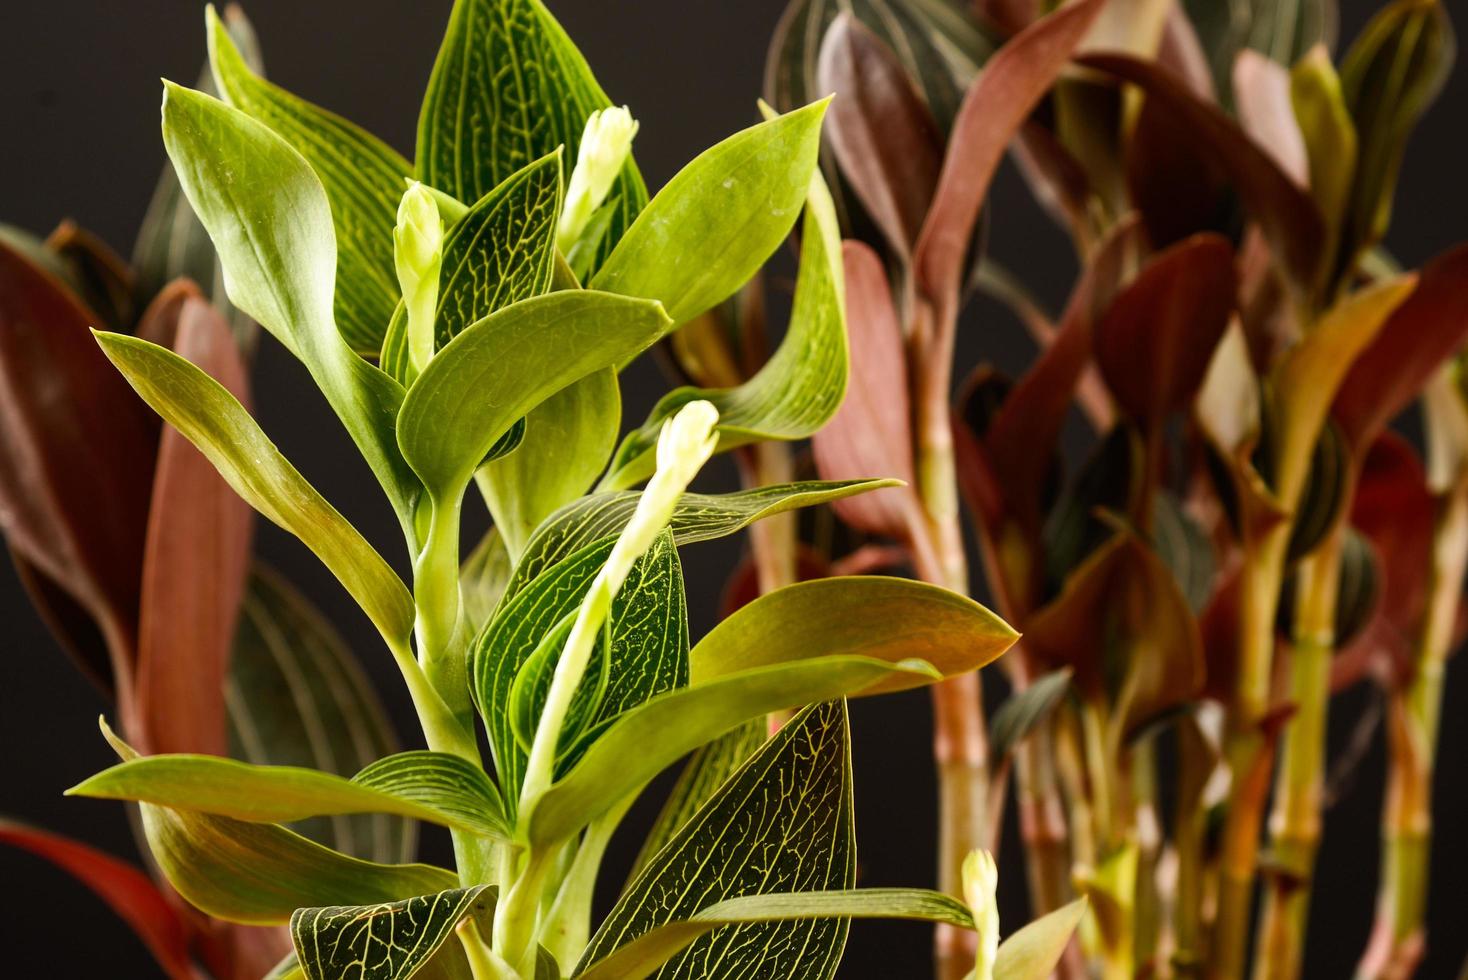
[
  {"xmin": 72, "ymin": 750, "xmax": 508, "ymax": 840},
  {"xmin": 396, "ymin": 291, "xmax": 669, "ymax": 504},
  {"xmin": 577, "ymin": 701, "xmax": 856, "ymax": 980},
  {"xmin": 292, "ymin": 886, "xmax": 493, "ymax": 980},
  {"xmin": 137, "ymin": 291, "xmax": 254, "ymax": 757},
  {"xmin": 416, "ymin": 0, "xmax": 647, "ymax": 276},
  {"xmin": 994, "ymin": 898, "xmax": 1088, "ymax": 980},
  {"xmin": 0, "ymin": 819, "xmax": 193, "ymax": 980},
  {"xmin": 95, "ymin": 331, "xmax": 414, "ymax": 644},
  {"xmin": 914, "ymin": 0, "xmax": 1107, "ymax": 308},
  {"xmin": 811, "ymin": 240, "xmax": 920, "ymax": 539},
  {"xmin": 507, "ymin": 480, "xmax": 900, "ymax": 601},
  {"xmin": 1291, "ymin": 46, "xmax": 1358, "ymax": 297},
  {"xmin": 1094, "ymin": 234, "xmax": 1236, "ymax": 426},
  {"xmin": 231, "ymin": 565, "xmax": 412, "ymax": 862},
  {"xmin": 591, "ymin": 101, "xmax": 828, "ymax": 327},
  {"xmin": 160, "ymin": 82, "xmax": 420, "ymax": 520},
  {"xmin": 989, "ymin": 669, "xmax": 1072, "ymax": 768},
  {"xmin": 207, "ymin": 8, "xmax": 409, "ymax": 354},
  {"xmin": 818, "ymin": 14, "xmax": 944, "ymax": 258},
  {"xmin": 689, "ymin": 576, "xmax": 1016, "ymax": 693},
  {"xmin": 1232, "ymin": 50, "xmax": 1309, "ymax": 186},
  {"xmin": 604, "ymin": 159, "xmax": 846, "ymax": 488}
]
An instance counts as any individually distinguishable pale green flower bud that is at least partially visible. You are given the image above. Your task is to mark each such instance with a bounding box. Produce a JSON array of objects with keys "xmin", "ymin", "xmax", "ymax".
[
  {"xmin": 394, "ymin": 181, "xmax": 443, "ymax": 375},
  {"xmin": 963, "ymin": 849, "xmax": 1000, "ymax": 980},
  {"xmin": 557, "ymin": 106, "xmax": 639, "ymax": 254}
]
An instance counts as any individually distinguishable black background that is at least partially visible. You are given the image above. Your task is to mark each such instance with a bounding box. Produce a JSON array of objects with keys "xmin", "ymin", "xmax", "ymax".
[{"xmin": 2, "ymin": 2, "xmax": 1466, "ymax": 977}]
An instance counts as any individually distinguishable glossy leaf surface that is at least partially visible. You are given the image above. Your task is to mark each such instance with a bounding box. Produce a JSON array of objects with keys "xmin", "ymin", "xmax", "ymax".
[{"xmin": 291, "ymin": 886, "xmax": 492, "ymax": 980}]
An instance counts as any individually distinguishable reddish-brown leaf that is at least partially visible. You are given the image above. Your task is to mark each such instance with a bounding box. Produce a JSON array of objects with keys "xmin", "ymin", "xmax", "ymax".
[
  {"xmin": 45, "ymin": 220, "xmax": 137, "ymax": 330},
  {"xmin": 135, "ymin": 288, "xmax": 255, "ymax": 757},
  {"xmin": 818, "ymin": 14, "xmax": 944, "ymax": 260},
  {"xmin": 812, "ymin": 240, "xmax": 922, "ymax": 540},
  {"xmin": 1333, "ymin": 243, "xmax": 1468, "ymax": 455},
  {"xmin": 1084, "ymin": 52, "xmax": 1325, "ymax": 290},
  {"xmin": 1125, "ymin": 93, "xmax": 1233, "ymax": 252},
  {"xmin": 1095, "ymin": 233, "xmax": 1237, "ymax": 426},
  {"xmin": 1231, "ymin": 51, "xmax": 1309, "ymax": 187},
  {"xmin": 0, "ymin": 238, "xmax": 157, "ymax": 687},
  {"xmin": 913, "ymin": 0, "xmax": 1108, "ymax": 310},
  {"xmin": 0, "ymin": 819, "xmax": 196, "ymax": 979},
  {"xmin": 984, "ymin": 216, "xmax": 1139, "ymax": 534}
]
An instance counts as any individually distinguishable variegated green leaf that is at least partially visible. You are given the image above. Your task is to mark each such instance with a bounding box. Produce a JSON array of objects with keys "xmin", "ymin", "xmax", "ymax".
[
  {"xmin": 577, "ymin": 701, "xmax": 855, "ymax": 980},
  {"xmin": 291, "ymin": 886, "xmax": 493, "ymax": 980},
  {"xmin": 989, "ymin": 669, "xmax": 1072, "ymax": 769},
  {"xmin": 505, "ymin": 479, "xmax": 899, "ymax": 602},
  {"xmin": 603, "ymin": 159, "xmax": 846, "ymax": 489},
  {"xmin": 473, "ymin": 530, "xmax": 687, "ymax": 808},
  {"xmin": 94, "ymin": 332, "xmax": 414, "ymax": 645},
  {"xmin": 230, "ymin": 565, "xmax": 411, "ymax": 862},
  {"xmin": 207, "ymin": 7, "xmax": 409, "ymax": 355},
  {"xmin": 629, "ymin": 720, "xmax": 766, "ymax": 880},
  {"xmin": 417, "ymin": 0, "xmax": 647, "ymax": 276},
  {"xmin": 381, "ymin": 154, "xmax": 564, "ymax": 387}
]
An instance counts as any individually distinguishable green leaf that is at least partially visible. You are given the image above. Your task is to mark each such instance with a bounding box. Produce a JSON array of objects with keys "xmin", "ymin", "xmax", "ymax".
[
  {"xmin": 1183, "ymin": 0, "xmax": 1332, "ymax": 99},
  {"xmin": 98, "ymin": 722, "xmax": 458, "ymax": 926},
  {"xmin": 1291, "ymin": 46, "xmax": 1358, "ymax": 298},
  {"xmin": 507, "ymin": 480, "xmax": 899, "ymax": 601},
  {"xmin": 380, "ymin": 154, "xmax": 565, "ymax": 387},
  {"xmin": 591, "ymin": 100, "xmax": 828, "ymax": 327},
  {"xmin": 71, "ymin": 749, "xmax": 508, "ymax": 840},
  {"xmin": 292, "ymin": 886, "xmax": 492, "ymax": 980},
  {"xmin": 989, "ymin": 670, "xmax": 1072, "ymax": 769},
  {"xmin": 628, "ymin": 720, "xmax": 766, "ymax": 881},
  {"xmin": 416, "ymin": 0, "xmax": 647, "ymax": 276},
  {"xmin": 1153, "ymin": 492, "xmax": 1217, "ymax": 612},
  {"xmin": 480, "ymin": 367, "xmax": 621, "ymax": 559},
  {"xmin": 160, "ymin": 81, "xmax": 420, "ymax": 522},
  {"xmin": 526, "ymin": 658, "xmax": 938, "ymax": 846},
  {"xmin": 1338, "ymin": 0, "xmax": 1455, "ymax": 276},
  {"xmin": 231, "ymin": 565, "xmax": 412, "ymax": 862},
  {"xmin": 993, "ymin": 898, "xmax": 1088, "ymax": 980},
  {"xmin": 396, "ymin": 291, "xmax": 670, "ymax": 505},
  {"xmin": 207, "ymin": 6, "xmax": 409, "ymax": 355},
  {"xmin": 473, "ymin": 531, "xmax": 688, "ymax": 806},
  {"xmin": 690, "ymin": 576, "xmax": 1016, "ymax": 694},
  {"xmin": 577, "ymin": 701, "xmax": 855, "ymax": 980},
  {"xmin": 95, "ymin": 332, "xmax": 415, "ymax": 645},
  {"xmin": 577, "ymin": 890, "xmax": 975, "ymax": 980},
  {"xmin": 603, "ymin": 159, "xmax": 846, "ymax": 488}
]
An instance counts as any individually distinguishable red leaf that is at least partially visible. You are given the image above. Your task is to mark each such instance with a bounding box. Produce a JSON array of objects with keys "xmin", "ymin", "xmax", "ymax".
[
  {"xmin": 1083, "ymin": 52, "xmax": 1324, "ymax": 290},
  {"xmin": 812, "ymin": 240, "xmax": 921, "ymax": 540},
  {"xmin": 0, "ymin": 238, "xmax": 158, "ymax": 689},
  {"xmin": 1333, "ymin": 243, "xmax": 1468, "ymax": 455},
  {"xmin": 818, "ymin": 13, "xmax": 944, "ymax": 260},
  {"xmin": 135, "ymin": 288, "xmax": 255, "ymax": 756},
  {"xmin": 1094, "ymin": 233, "xmax": 1237, "ymax": 426},
  {"xmin": 0, "ymin": 819, "xmax": 196, "ymax": 979},
  {"xmin": 913, "ymin": 0, "xmax": 1107, "ymax": 311}
]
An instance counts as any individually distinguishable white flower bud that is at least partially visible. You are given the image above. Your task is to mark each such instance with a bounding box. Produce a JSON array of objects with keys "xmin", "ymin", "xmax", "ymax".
[
  {"xmin": 557, "ymin": 106, "xmax": 639, "ymax": 254},
  {"xmin": 394, "ymin": 181, "xmax": 443, "ymax": 375},
  {"xmin": 963, "ymin": 850, "xmax": 1000, "ymax": 980}
]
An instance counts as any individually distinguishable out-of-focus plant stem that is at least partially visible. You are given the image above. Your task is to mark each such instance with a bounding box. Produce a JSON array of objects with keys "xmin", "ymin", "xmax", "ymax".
[
  {"xmin": 908, "ymin": 292, "xmax": 988, "ymax": 980},
  {"xmin": 1255, "ymin": 530, "xmax": 1344, "ymax": 980},
  {"xmin": 1359, "ymin": 487, "xmax": 1468, "ymax": 980}
]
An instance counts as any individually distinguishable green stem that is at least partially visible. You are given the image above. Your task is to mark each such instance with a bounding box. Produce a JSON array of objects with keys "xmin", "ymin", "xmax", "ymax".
[
  {"xmin": 458, "ymin": 917, "xmax": 518, "ymax": 980},
  {"xmin": 1254, "ymin": 531, "xmax": 1343, "ymax": 980},
  {"xmin": 539, "ymin": 797, "xmax": 635, "ymax": 971},
  {"xmin": 1358, "ymin": 488, "xmax": 1468, "ymax": 979}
]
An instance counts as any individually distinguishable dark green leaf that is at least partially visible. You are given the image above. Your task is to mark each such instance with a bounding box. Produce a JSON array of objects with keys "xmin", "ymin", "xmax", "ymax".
[
  {"xmin": 1152, "ymin": 492, "xmax": 1216, "ymax": 613},
  {"xmin": 576, "ymin": 702, "xmax": 855, "ymax": 980},
  {"xmin": 507, "ymin": 480, "xmax": 900, "ymax": 602},
  {"xmin": 989, "ymin": 669, "xmax": 1072, "ymax": 769},
  {"xmin": 292, "ymin": 887, "xmax": 493, "ymax": 980},
  {"xmin": 416, "ymin": 0, "xmax": 647, "ymax": 276},
  {"xmin": 208, "ymin": 7, "xmax": 410, "ymax": 355}
]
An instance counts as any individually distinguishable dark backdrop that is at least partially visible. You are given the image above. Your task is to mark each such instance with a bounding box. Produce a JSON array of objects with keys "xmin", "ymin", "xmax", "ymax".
[{"xmin": 1, "ymin": 2, "xmax": 1465, "ymax": 977}]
